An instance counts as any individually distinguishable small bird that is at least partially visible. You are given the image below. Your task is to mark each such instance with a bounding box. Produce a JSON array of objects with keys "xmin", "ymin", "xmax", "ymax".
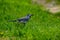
[{"xmin": 8, "ymin": 14, "xmax": 33, "ymax": 25}]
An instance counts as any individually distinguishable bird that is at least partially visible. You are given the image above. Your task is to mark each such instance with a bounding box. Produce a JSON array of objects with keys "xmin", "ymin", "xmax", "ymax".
[{"xmin": 8, "ymin": 14, "xmax": 33, "ymax": 25}]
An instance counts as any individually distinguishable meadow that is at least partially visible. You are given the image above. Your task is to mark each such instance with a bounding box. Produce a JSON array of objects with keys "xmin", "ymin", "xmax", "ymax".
[{"xmin": 0, "ymin": 0, "xmax": 60, "ymax": 40}]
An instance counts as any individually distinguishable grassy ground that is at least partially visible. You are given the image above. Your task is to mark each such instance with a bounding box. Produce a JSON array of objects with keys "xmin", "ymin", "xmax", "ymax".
[
  {"xmin": 0, "ymin": 0, "xmax": 60, "ymax": 40},
  {"xmin": 46, "ymin": 0, "xmax": 60, "ymax": 4}
]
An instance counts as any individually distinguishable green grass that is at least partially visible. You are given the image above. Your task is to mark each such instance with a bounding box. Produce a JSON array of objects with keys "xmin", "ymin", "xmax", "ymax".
[
  {"xmin": 46, "ymin": 0, "xmax": 60, "ymax": 4},
  {"xmin": 0, "ymin": 0, "xmax": 60, "ymax": 40},
  {"xmin": 56, "ymin": 0, "xmax": 60, "ymax": 4}
]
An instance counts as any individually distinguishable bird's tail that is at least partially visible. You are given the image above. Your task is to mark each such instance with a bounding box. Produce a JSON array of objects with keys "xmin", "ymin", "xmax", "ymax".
[{"xmin": 8, "ymin": 20, "xmax": 17, "ymax": 22}]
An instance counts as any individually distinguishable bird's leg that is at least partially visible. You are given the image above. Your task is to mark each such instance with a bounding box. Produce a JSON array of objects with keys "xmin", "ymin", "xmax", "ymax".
[{"xmin": 23, "ymin": 23, "xmax": 26, "ymax": 26}]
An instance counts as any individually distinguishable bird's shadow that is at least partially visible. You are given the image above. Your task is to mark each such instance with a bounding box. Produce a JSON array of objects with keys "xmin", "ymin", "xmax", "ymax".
[{"xmin": 14, "ymin": 22, "xmax": 26, "ymax": 29}]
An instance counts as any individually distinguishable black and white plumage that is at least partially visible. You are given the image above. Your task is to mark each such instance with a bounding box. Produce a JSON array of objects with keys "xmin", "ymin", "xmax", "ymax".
[{"xmin": 9, "ymin": 14, "xmax": 33, "ymax": 24}]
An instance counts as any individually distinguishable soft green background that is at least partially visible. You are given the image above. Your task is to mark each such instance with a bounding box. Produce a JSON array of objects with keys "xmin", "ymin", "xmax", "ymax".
[{"xmin": 0, "ymin": 0, "xmax": 60, "ymax": 40}]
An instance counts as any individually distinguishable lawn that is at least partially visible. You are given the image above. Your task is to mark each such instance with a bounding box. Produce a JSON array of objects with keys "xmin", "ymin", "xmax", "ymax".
[{"xmin": 0, "ymin": 0, "xmax": 60, "ymax": 40}]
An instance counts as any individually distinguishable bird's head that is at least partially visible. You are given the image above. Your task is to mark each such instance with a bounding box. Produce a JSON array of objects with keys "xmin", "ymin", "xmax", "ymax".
[{"xmin": 27, "ymin": 14, "xmax": 33, "ymax": 17}]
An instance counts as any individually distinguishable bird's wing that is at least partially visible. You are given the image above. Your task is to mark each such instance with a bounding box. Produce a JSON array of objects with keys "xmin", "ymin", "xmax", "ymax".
[
  {"xmin": 17, "ymin": 17, "xmax": 26, "ymax": 21},
  {"xmin": 17, "ymin": 16, "xmax": 27, "ymax": 20}
]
